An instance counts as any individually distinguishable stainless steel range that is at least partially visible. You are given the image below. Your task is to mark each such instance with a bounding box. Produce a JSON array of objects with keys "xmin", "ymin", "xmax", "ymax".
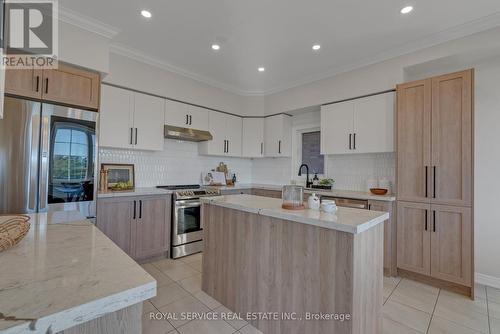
[{"xmin": 156, "ymin": 185, "xmax": 220, "ymax": 258}]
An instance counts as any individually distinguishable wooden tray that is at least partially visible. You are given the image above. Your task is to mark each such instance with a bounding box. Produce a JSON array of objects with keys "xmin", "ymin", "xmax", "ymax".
[{"xmin": 0, "ymin": 215, "xmax": 31, "ymax": 252}]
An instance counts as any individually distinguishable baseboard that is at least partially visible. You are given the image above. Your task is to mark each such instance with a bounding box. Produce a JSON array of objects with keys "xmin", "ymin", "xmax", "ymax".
[{"xmin": 476, "ymin": 272, "xmax": 500, "ymax": 289}]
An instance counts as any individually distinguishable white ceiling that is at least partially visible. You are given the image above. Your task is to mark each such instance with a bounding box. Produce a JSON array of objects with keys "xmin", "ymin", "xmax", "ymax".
[{"xmin": 60, "ymin": 0, "xmax": 500, "ymax": 95}]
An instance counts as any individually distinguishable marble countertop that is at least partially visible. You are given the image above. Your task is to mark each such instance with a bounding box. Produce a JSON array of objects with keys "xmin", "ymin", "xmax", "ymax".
[
  {"xmin": 0, "ymin": 212, "xmax": 156, "ymax": 334},
  {"xmin": 98, "ymin": 187, "xmax": 172, "ymax": 198},
  {"xmin": 202, "ymin": 195, "xmax": 389, "ymax": 234},
  {"xmin": 220, "ymin": 183, "xmax": 396, "ymax": 202}
]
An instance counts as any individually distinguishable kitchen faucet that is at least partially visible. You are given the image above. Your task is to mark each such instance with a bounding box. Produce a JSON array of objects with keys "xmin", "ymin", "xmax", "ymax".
[{"xmin": 298, "ymin": 164, "xmax": 313, "ymax": 188}]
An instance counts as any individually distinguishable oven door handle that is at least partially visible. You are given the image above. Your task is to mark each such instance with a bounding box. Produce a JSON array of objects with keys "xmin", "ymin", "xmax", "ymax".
[{"xmin": 176, "ymin": 203, "xmax": 201, "ymax": 209}]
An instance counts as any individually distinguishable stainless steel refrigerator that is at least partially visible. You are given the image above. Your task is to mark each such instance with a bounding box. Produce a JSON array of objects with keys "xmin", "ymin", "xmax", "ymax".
[{"xmin": 0, "ymin": 96, "xmax": 99, "ymax": 220}]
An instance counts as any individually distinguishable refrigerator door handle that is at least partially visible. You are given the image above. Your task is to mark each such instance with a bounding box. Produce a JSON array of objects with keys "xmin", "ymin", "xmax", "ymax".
[
  {"xmin": 28, "ymin": 106, "xmax": 42, "ymax": 211},
  {"xmin": 38, "ymin": 110, "xmax": 51, "ymax": 212}
]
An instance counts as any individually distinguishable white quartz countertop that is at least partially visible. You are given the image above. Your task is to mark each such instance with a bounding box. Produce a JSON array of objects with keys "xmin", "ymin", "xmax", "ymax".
[
  {"xmin": 0, "ymin": 212, "xmax": 156, "ymax": 334},
  {"xmin": 98, "ymin": 187, "xmax": 172, "ymax": 198},
  {"xmin": 202, "ymin": 195, "xmax": 389, "ymax": 234},
  {"xmin": 220, "ymin": 183, "xmax": 396, "ymax": 202}
]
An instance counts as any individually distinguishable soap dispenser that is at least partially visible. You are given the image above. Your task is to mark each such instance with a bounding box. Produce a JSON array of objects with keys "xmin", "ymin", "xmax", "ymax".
[{"xmin": 308, "ymin": 193, "xmax": 320, "ymax": 210}]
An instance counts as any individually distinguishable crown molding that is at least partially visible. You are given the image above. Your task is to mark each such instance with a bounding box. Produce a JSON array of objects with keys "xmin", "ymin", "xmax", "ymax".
[
  {"xmin": 58, "ymin": 7, "xmax": 120, "ymax": 39},
  {"xmin": 109, "ymin": 43, "xmax": 267, "ymax": 96},
  {"xmin": 262, "ymin": 10, "xmax": 500, "ymax": 95}
]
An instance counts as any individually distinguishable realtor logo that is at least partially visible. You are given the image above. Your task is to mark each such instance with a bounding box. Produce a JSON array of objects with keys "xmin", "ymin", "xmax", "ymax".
[{"xmin": 2, "ymin": 0, "xmax": 58, "ymax": 69}]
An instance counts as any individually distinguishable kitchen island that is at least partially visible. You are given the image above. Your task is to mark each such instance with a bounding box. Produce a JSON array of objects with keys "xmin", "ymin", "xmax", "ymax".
[
  {"xmin": 0, "ymin": 212, "xmax": 155, "ymax": 334},
  {"xmin": 201, "ymin": 195, "xmax": 389, "ymax": 334}
]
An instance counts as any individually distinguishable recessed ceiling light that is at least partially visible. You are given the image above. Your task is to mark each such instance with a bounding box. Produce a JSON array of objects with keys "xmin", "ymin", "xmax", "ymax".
[
  {"xmin": 211, "ymin": 44, "xmax": 220, "ymax": 51},
  {"xmin": 400, "ymin": 6, "xmax": 413, "ymax": 14},
  {"xmin": 141, "ymin": 10, "xmax": 152, "ymax": 18},
  {"xmin": 258, "ymin": 67, "xmax": 265, "ymax": 72},
  {"xmin": 312, "ymin": 44, "xmax": 321, "ymax": 51}
]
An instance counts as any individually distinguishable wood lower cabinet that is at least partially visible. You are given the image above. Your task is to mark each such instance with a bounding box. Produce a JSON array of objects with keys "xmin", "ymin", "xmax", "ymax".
[
  {"xmin": 5, "ymin": 63, "xmax": 100, "ymax": 110},
  {"xmin": 220, "ymin": 188, "xmax": 252, "ymax": 195},
  {"xmin": 430, "ymin": 204, "xmax": 472, "ymax": 286},
  {"xmin": 397, "ymin": 201, "xmax": 431, "ymax": 276},
  {"xmin": 132, "ymin": 197, "xmax": 171, "ymax": 260},
  {"xmin": 369, "ymin": 200, "xmax": 397, "ymax": 276},
  {"xmin": 251, "ymin": 188, "xmax": 282, "ymax": 198},
  {"xmin": 97, "ymin": 197, "xmax": 135, "ymax": 255},
  {"xmin": 97, "ymin": 195, "xmax": 171, "ymax": 260},
  {"xmin": 397, "ymin": 201, "xmax": 473, "ymax": 289}
]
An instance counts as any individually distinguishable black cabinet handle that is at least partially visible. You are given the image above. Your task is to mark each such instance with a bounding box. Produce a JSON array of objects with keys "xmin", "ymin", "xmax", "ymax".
[
  {"xmin": 45, "ymin": 78, "xmax": 49, "ymax": 94},
  {"xmin": 223, "ymin": 140, "xmax": 226, "ymax": 153},
  {"xmin": 425, "ymin": 210, "xmax": 428, "ymax": 231},
  {"xmin": 139, "ymin": 200, "xmax": 142, "ymax": 219},
  {"xmin": 186, "ymin": 114, "xmax": 189, "ymax": 125},
  {"xmin": 189, "ymin": 115, "xmax": 192, "ymax": 125},
  {"xmin": 425, "ymin": 166, "xmax": 428, "ymax": 197},
  {"xmin": 368, "ymin": 204, "xmax": 372, "ymax": 210},
  {"xmin": 227, "ymin": 140, "xmax": 229, "ymax": 154},
  {"xmin": 133, "ymin": 200, "xmax": 136, "ymax": 219},
  {"xmin": 261, "ymin": 142, "xmax": 263, "ymax": 155},
  {"xmin": 353, "ymin": 133, "xmax": 356, "ymax": 150},
  {"xmin": 278, "ymin": 140, "xmax": 282, "ymax": 154},
  {"xmin": 135, "ymin": 128, "xmax": 138, "ymax": 145},
  {"xmin": 433, "ymin": 211, "xmax": 436, "ymax": 232},
  {"xmin": 130, "ymin": 128, "xmax": 133, "ymax": 145},
  {"xmin": 35, "ymin": 76, "xmax": 40, "ymax": 92},
  {"xmin": 433, "ymin": 166, "xmax": 437, "ymax": 198},
  {"xmin": 349, "ymin": 134, "xmax": 352, "ymax": 150}
]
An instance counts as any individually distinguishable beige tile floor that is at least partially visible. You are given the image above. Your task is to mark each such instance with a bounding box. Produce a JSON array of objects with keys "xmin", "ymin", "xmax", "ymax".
[{"xmin": 141, "ymin": 254, "xmax": 500, "ymax": 334}]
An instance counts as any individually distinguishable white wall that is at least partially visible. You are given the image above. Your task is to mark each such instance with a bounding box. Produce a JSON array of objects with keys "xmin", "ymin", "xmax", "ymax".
[
  {"xmin": 100, "ymin": 140, "xmax": 252, "ymax": 187},
  {"xmin": 104, "ymin": 53, "xmax": 264, "ymax": 117},
  {"xmin": 264, "ymin": 26, "xmax": 500, "ymax": 115},
  {"xmin": 473, "ymin": 58, "xmax": 500, "ymax": 285},
  {"xmin": 58, "ymin": 22, "xmax": 110, "ymax": 73}
]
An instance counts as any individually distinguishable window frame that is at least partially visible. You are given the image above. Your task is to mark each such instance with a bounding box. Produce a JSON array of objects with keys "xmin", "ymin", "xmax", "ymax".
[{"xmin": 292, "ymin": 125, "xmax": 327, "ymax": 183}]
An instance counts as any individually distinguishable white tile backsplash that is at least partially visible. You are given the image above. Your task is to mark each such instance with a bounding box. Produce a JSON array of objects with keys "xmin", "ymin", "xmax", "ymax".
[
  {"xmin": 326, "ymin": 153, "xmax": 396, "ymax": 192},
  {"xmin": 99, "ymin": 139, "xmax": 252, "ymax": 187},
  {"xmin": 251, "ymin": 157, "xmax": 293, "ymax": 185},
  {"xmin": 100, "ymin": 140, "xmax": 394, "ymax": 191}
]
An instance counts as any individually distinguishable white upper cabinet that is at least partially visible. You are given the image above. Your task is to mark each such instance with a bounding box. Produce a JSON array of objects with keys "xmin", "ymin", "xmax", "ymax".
[
  {"xmin": 225, "ymin": 114, "xmax": 242, "ymax": 156},
  {"xmin": 186, "ymin": 105, "xmax": 209, "ymax": 131},
  {"xmin": 199, "ymin": 111, "xmax": 242, "ymax": 157},
  {"xmin": 164, "ymin": 100, "xmax": 209, "ymax": 131},
  {"xmin": 133, "ymin": 93, "xmax": 165, "ymax": 151},
  {"xmin": 353, "ymin": 92, "xmax": 394, "ymax": 153},
  {"xmin": 242, "ymin": 118, "xmax": 264, "ymax": 158},
  {"xmin": 321, "ymin": 92, "xmax": 394, "ymax": 155},
  {"xmin": 320, "ymin": 100, "xmax": 354, "ymax": 155},
  {"xmin": 164, "ymin": 100, "xmax": 189, "ymax": 128},
  {"xmin": 100, "ymin": 85, "xmax": 164, "ymax": 151},
  {"xmin": 100, "ymin": 85, "xmax": 134, "ymax": 150},
  {"xmin": 264, "ymin": 114, "xmax": 292, "ymax": 157}
]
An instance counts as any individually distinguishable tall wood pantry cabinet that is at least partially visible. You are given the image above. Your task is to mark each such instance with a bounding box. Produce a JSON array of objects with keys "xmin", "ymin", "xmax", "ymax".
[{"xmin": 396, "ymin": 69, "xmax": 474, "ymax": 297}]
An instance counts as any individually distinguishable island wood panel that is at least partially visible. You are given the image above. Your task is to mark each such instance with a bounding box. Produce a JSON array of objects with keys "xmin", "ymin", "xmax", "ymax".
[
  {"xmin": 368, "ymin": 200, "xmax": 397, "ymax": 276},
  {"xmin": 97, "ymin": 197, "xmax": 133, "ymax": 255},
  {"xmin": 201, "ymin": 204, "xmax": 383, "ymax": 334},
  {"xmin": 59, "ymin": 303, "xmax": 142, "ymax": 334}
]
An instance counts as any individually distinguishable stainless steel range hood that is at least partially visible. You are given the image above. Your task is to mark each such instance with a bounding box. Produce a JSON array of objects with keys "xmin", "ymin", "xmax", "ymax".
[{"xmin": 164, "ymin": 125, "xmax": 213, "ymax": 142}]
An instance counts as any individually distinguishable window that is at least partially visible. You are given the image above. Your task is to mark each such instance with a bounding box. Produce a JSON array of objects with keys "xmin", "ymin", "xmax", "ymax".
[{"xmin": 301, "ymin": 131, "xmax": 324, "ymax": 174}]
